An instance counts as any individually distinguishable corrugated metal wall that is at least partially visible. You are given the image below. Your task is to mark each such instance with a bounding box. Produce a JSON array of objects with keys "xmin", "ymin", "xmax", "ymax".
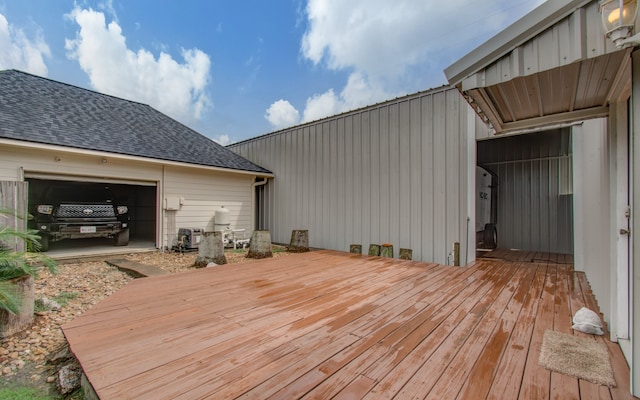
[
  {"xmin": 477, "ymin": 129, "xmax": 573, "ymax": 254},
  {"xmin": 231, "ymin": 87, "xmax": 478, "ymax": 264}
]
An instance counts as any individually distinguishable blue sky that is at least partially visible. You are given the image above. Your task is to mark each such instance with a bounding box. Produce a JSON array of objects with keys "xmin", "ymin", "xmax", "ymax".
[{"xmin": 0, "ymin": 0, "xmax": 545, "ymax": 144}]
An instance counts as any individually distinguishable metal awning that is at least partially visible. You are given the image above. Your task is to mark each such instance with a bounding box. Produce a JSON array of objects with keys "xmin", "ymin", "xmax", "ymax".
[
  {"xmin": 445, "ymin": 0, "xmax": 632, "ymax": 135},
  {"xmin": 461, "ymin": 50, "xmax": 630, "ymax": 134}
]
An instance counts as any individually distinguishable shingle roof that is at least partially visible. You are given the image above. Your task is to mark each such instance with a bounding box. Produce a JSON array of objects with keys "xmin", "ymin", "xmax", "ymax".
[{"xmin": 0, "ymin": 70, "xmax": 270, "ymax": 174}]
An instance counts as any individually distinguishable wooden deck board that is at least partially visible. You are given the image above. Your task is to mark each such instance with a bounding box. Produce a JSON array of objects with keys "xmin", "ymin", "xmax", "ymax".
[{"xmin": 62, "ymin": 250, "xmax": 635, "ymax": 400}]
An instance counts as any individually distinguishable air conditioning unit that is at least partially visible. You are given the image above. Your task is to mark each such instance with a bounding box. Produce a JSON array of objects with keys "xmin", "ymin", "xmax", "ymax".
[{"xmin": 177, "ymin": 228, "xmax": 203, "ymax": 250}]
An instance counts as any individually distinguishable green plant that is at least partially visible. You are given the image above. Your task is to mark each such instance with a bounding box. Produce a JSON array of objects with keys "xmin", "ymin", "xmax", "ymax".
[
  {"xmin": 52, "ymin": 292, "xmax": 78, "ymax": 307},
  {"xmin": 272, "ymin": 245, "xmax": 286, "ymax": 254},
  {"xmin": 0, "ymin": 386, "xmax": 56, "ymax": 399},
  {"xmin": 0, "ymin": 208, "xmax": 56, "ymax": 315}
]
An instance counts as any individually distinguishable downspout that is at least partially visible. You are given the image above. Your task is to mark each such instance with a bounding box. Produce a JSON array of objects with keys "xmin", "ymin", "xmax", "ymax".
[
  {"xmin": 252, "ymin": 178, "xmax": 268, "ymax": 231},
  {"xmin": 160, "ymin": 165, "xmax": 165, "ymax": 252}
]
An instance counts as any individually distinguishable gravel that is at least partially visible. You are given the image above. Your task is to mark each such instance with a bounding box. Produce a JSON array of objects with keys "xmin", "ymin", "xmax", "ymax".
[{"xmin": 0, "ymin": 246, "xmax": 290, "ymax": 394}]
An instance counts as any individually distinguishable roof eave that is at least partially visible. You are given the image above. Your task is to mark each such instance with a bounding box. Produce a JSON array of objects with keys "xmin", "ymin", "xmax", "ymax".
[{"xmin": 444, "ymin": 0, "xmax": 592, "ymax": 86}]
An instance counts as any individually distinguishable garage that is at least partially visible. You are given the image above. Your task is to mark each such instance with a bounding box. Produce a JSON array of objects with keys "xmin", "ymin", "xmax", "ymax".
[
  {"xmin": 0, "ymin": 70, "xmax": 272, "ymax": 256},
  {"xmin": 25, "ymin": 177, "xmax": 157, "ymax": 252}
]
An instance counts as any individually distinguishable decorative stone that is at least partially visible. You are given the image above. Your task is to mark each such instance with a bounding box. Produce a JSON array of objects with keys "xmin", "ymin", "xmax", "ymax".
[
  {"xmin": 247, "ymin": 230, "xmax": 273, "ymax": 259},
  {"xmin": 380, "ymin": 243, "xmax": 394, "ymax": 258},
  {"xmin": 349, "ymin": 244, "xmax": 362, "ymax": 254},
  {"xmin": 47, "ymin": 343, "xmax": 73, "ymax": 365},
  {"xmin": 38, "ymin": 296, "xmax": 61, "ymax": 311},
  {"xmin": 57, "ymin": 362, "xmax": 82, "ymax": 395},
  {"xmin": 288, "ymin": 230, "xmax": 310, "ymax": 253},
  {"xmin": 368, "ymin": 244, "xmax": 381, "ymax": 256},
  {"xmin": 399, "ymin": 248, "xmax": 413, "ymax": 260},
  {"xmin": 195, "ymin": 231, "xmax": 227, "ymax": 267}
]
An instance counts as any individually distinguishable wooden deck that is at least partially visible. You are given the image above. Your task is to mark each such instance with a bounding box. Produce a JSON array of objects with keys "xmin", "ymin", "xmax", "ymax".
[
  {"xmin": 63, "ymin": 250, "xmax": 634, "ymax": 399},
  {"xmin": 479, "ymin": 248, "xmax": 574, "ymax": 264}
]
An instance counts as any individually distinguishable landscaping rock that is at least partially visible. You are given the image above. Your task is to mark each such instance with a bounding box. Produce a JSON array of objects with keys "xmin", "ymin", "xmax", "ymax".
[
  {"xmin": 57, "ymin": 362, "xmax": 82, "ymax": 394},
  {"xmin": 38, "ymin": 296, "xmax": 62, "ymax": 311}
]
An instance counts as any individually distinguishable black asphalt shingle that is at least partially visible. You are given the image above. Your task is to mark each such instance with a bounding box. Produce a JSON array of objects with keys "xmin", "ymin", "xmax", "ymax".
[{"xmin": 0, "ymin": 70, "xmax": 270, "ymax": 174}]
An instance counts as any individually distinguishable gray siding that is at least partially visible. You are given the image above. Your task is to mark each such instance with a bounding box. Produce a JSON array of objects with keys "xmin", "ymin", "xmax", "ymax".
[
  {"xmin": 231, "ymin": 87, "xmax": 476, "ymax": 264},
  {"xmin": 477, "ymin": 129, "xmax": 573, "ymax": 254}
]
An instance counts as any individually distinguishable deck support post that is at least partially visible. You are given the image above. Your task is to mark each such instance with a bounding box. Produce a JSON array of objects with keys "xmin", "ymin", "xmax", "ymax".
[
  {"xmin": 288, "ymin": 229, "xmax": 310, "ymax": 253},
  {"xmin": 399, "ymin": 248, "xmax": 412, "ymax": 260},
  {"xmin": 381, "ymin": 243, "xmax": 394, "ymax": 258},
  {"xmin": 247, "ymin": 230, "xmax": 273, "ymax": 259},
  {"xmin": 195, "ymin": 231, "xmax": 227, "ymax": 267}
]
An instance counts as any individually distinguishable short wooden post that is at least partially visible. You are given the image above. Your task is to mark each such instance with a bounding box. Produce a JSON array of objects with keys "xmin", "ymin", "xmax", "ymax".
[
  {"xmin": 399, "ymin": 248, "xmax": 413, "ymax": 260},
  {"xmin": 368, "ymin": 244, "xmax": 381, "ymax": 256},
  {"xmin": 195, "ymin": 231, "xmax": 227, "ymax": 267},
  {"xmin": 288, "ymin": 229, "xmax": 310, "ymax": 253},
  {"xmin": 454, "ymin": 242, "xmax": 460, "ymax": 266},
  {"xmin": 247, "ymin": 230, "xmax": 273, "ymax": 259},
  {"xmin": 349, "ymin": 244, "xmax": 362, "ymax": 254},
  {"xmin": 380, "ymin": 243, "xmax": 394, "ymax": 258}
]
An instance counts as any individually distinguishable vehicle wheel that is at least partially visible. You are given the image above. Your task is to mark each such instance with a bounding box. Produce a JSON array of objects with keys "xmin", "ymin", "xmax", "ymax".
[
  {"xmin": 483, "ymin": 223, "xmax": 497, "ymax": 249},
  {"xmin": 39, "ymin": 234, "xmax": 50, "ymax": 252},
  {"xmin": 115, "ymin": 229, "xmax": 129, "ymax": 246}
]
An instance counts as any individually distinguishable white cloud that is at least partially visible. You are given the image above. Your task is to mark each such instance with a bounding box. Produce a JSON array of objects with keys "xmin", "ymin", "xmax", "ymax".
[
  {"xmin": 299, "ymin": 72, "xmax": 392, "ymax": 123},
  {"xmin": 302, "ymin": 89, "xmax": 340, "ymax": 123},
  {"xmin": 213, "ymin": 134, "xmax": 231, "ymax": 146},
  {"xmin": 65, "ymin": 7, "xmax": 212, "ymax": 124},
  {"xmin": 265, "ymin": 99, "xmax": 300, "ymax": 129},
  {"xmin": 264, "ymin": 0, "xmax": 546, "ymax": 129},
  {"xmin": 0, "ymin": 13, "xmax": 50, "ymax": 76},
  {"xmin": 301, "ymin": 0, "xmax": 542, "ymax": 81}
]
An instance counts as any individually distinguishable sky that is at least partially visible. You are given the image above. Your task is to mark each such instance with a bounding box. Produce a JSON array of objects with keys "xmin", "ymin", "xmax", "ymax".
[{"xmin": 0, "ymin": 0, "xmax": 546, "ymax": 145}]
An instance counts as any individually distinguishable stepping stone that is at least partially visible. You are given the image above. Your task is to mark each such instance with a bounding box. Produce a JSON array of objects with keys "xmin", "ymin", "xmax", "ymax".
[{"xmin": 106, "ymin": 259, "xmax": 170, "ymax": 278}]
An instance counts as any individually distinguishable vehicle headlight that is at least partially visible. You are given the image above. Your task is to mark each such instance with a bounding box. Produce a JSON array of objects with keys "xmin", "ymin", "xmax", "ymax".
[
  {"xmin": 37, "ymin": 205, "xmax": 53, "ymax": 215},
  {"xmin": 117, "ymin": 206, "xmax": 128, "ymax": 215}
]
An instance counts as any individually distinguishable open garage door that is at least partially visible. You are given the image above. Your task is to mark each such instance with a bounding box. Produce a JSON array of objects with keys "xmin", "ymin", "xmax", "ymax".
[
  {"xmin": 476, "ymin": 129, "xmax": 573, "ymax": 256},
  {"xmin": 25, "ymin": 174, "xmax": 157, "ymax": 253}
]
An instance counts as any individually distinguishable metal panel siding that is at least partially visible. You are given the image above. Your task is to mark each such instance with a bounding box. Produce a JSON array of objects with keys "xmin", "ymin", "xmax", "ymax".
[
  {"xmin": 230, "ymin": 87, "xmax": 472, "ymax": 264},
  {"xmin": 484, "ymin": 2, "xmax": 610, "ymax": 87}
]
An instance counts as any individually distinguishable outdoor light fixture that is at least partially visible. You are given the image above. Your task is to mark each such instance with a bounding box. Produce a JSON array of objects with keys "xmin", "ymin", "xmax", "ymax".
[{"xmin": 600, "ymin": 0, "xmax": 639, "ymax": 48}]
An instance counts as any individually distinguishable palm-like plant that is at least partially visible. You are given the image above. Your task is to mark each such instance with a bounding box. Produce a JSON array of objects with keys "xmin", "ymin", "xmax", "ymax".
[{"xmin": 0, "ymin": 209, "xmax": 56, "ymax": 314}]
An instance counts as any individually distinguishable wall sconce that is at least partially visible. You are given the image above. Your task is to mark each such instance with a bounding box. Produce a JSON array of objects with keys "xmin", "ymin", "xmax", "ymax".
[{"xmin": 600, "ymin": 0, "xmax": 639, "ymax": 48}]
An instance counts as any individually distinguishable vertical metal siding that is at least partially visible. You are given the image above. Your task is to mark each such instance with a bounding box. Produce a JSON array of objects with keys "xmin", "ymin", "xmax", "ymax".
[
  {"xmin": 483, "ymin": 2, "xmax": 611, "ymax": 88},
  {"xmin": 230, "ymin": 87, "xmax": 472, "ymax": 264}
]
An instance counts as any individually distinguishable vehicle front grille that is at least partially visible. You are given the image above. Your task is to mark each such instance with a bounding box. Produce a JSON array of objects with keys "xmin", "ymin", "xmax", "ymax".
[{"xmin": 55, "ymin": 204, "xmax": 116, "ymax": 218}]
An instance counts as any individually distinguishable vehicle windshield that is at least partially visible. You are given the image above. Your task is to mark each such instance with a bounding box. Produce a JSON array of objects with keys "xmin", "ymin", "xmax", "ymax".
[{"xmin": 45, "ymin": 185, "xmax": 114, "ymax": 203}]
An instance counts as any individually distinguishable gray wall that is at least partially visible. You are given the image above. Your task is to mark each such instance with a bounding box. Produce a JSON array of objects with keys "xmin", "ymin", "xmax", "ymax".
[
  {"xmin": 231, "ymin": 87, "xmax": 478, "ymax": 265},
  {"xmin": 477, "ymin": 129, "xmax": 574, "ymax": 254}
]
